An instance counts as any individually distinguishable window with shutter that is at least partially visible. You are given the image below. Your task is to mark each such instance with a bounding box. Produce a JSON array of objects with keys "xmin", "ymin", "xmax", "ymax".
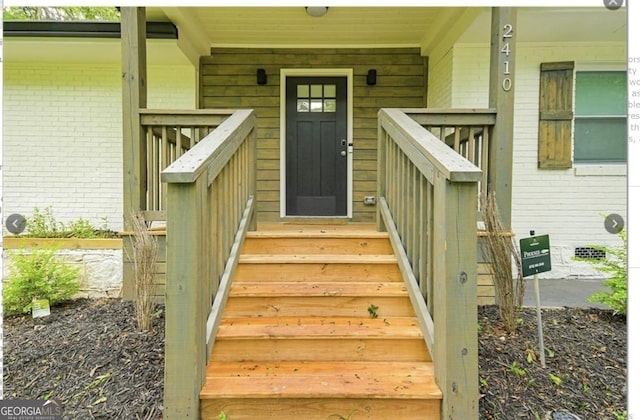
[{"xmin": 538, "ymin": 61, "xmax": 574, "ymax": 169}]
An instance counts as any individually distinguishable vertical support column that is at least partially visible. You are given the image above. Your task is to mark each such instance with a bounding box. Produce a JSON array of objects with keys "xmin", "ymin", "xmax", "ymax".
[
  {"xmin": 433, "ymin": 175, "xmax": 479, "ymax": 419},
  {"xmin": 122, "ymin": 7, "xmax": 148, "ymax": 230},
  {"xmin": 488, "ymin": 7, "xmax": 516, "ymax": 229}
]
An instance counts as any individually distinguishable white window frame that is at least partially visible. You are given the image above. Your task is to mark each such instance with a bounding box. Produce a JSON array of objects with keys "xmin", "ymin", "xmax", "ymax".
[{"xmin": 573, "ymin": 62, "xmax": 627, "ymax": 176}]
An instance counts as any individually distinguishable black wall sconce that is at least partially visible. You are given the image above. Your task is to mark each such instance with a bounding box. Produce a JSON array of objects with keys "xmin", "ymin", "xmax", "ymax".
[
  {"xmin": 257, "ymin": 68, "xmax": 267, "ymax": 85},
  {"xmin": 367, "ymin": 69, "xmax": 377, "ymax": 86}
]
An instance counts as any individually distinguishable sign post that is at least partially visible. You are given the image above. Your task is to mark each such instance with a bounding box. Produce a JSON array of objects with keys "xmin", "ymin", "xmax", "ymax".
[{"xmin": 520, "ymin": 231, "xmax": 552, "ymax": 368}]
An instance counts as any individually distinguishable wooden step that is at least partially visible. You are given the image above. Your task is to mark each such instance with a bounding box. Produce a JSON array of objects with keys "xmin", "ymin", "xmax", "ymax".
[
  {"xmin": 239, "ymin": 254, "xmax": 398, "ymax": 264},
  {"xmin": 235, "ymin": 262, "xmax": 403, "ymax": 282},
  {"xmin": 201, "ymin": 397, "xmax": 440, "ymax": 419},
  {"xmin": 210, "ymin": 337, "xmax": 431, "ymax": 362},
  {"xmin": 229, "ymin": 282, "xmax": 408, "ymax": 297},
  {"xmin": 241, "ymin": 235, "xmax": 393, "ymax": 255},
  {"xmin": 217, "ymin": 316, "xmax": 423, "ymax": 339},
  {"xmin": 223, "ymin": 295, "xmax": 414, "ymax": 318},
  {"xmin": 200, "ymin": 361, "xmax": 441, "ymax": 419},
  {"xmin": 202, "ymin": 228, "xmax": 440, "ymax": 419},
  {"xmin": 202, "ymin": 361, "xmax": 440, "ymax": 398}
]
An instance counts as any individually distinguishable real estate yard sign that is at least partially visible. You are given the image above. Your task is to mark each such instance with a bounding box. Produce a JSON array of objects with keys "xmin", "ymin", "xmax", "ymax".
[{"xmin": 520, "ymin": 234, "xmax": 551, "ymax": 277}]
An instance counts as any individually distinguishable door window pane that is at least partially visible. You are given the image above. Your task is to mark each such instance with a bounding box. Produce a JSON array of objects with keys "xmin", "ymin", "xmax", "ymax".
[
  {"xmin": 324, "ymin": 99, "xmax": 336, "ymax": 112},
  {"xmin": 310, "ymin": 85, "xmax": 323, "ymax": 98},
  {"xmin": 310, "ymin": 100, "xmax": 323, "ymax": 112},
  {"xmin": 297, "ymin": 85, "xmax": 309, "ymax": 98},
  {"xmin": 324, "ymin": 84, "xmax": 336, "ymax": 98},
  {"xmin": 297, "ymin": 100, "xmax": 309, "ymax": 112}
]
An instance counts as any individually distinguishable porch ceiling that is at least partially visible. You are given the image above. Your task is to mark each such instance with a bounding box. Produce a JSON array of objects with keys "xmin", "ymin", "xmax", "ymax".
[
  {"xmin": 147, "ymin": 6, "xmax": 472, "ymax": 48},
  {"xmin": 148, "ymin": 6, "xmax": 626, "ymax": 52}
]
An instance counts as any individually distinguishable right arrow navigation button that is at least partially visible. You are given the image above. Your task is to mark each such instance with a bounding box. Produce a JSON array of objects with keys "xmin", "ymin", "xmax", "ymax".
[{"xmin": 604, "ymin": 213, "xmax": 624, "ymax": 234}]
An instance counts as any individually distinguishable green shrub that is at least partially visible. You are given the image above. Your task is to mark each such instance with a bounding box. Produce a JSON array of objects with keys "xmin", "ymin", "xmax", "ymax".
[
  {"xmin": 27, "ymin": 206, "xmax": 63, "ymax": 237},
  {"xmin": 67, "ymin": 218, "xmax": 97, "ymax": 238},
  {"xmin": 575, "ymin": 229, "xmax": 627, "ymax": 316},
  {"xmin": 3, "ymin": 248, "xmax": 81, "ymax": 314},
  {"xmin": 22, "ymin": 206, "xmax": 114, "ymax": 238}
]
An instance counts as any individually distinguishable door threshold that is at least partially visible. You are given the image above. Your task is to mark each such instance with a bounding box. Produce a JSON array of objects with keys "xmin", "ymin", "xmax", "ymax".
[{"xmin": 280, "ymin": 216, "xmax": 351, "ymax": 225}]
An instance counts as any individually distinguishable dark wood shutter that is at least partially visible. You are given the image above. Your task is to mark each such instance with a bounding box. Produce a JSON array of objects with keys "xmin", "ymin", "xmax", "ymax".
[{"xmin": 538, "ymin": 61, "xmax": 574, "ymax": 169}]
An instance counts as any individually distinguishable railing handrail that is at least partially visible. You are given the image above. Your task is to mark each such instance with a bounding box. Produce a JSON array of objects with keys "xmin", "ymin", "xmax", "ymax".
[
  {"xmin": 161, "ymin": 108, "xmax": 256, "ymax": 419},
  {"xmin": 141, "ymin": 108, "xmax": 236, "ymax": 115},
  {"xmin": 379, "ymin": 108, "xmax": 483, "ymax": 183},
  {"xmin": 377, "ymin": 108, "xmax": 480, "ymax": 419},
  {"xmin": 401, "ymin": 107, "xmax": 497, "ymax": 125},
  {"xmin": 140, "ymin": 109, "xmax": 235, "ymax": 127},
  {"xmin": 162, "ymin": 109, "xmax": 255, "ymax": 184}
]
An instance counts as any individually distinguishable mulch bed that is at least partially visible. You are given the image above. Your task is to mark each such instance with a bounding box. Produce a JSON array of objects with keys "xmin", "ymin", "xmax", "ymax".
[
  {"xmin": 3, "ymin": 299, "xmax": 164, "ymax": 419},
  {"xmin": 3, "ymin": 299, "xmax": 627, "ymax": 419},
  {"xmin": 478, "ymin": 305, "xmax": 627, "ymax": 419}
]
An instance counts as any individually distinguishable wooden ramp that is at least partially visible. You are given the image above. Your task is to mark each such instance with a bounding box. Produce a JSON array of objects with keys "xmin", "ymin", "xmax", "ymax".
[{"xmin": 200, "ymin": 224, "xmax": 442, "ymax": 419}]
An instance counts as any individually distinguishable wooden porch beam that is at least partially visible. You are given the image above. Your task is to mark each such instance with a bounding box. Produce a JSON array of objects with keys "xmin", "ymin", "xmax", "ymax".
[
  {"xmin": 121, "ymin": 7, "xmax": 148, "ymax": 230},
  {"xmin": 488, "ymin": 7, "xmax": 516, "ymax": 229},
  {"xmin": 420, "ymin": 8, "xmax": 481, "ymax": 64}
]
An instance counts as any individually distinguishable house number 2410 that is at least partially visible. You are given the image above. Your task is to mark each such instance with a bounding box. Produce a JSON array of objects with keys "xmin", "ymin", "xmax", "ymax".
[{"xmin": 501, "ymin": 24, "xmax": 513, "ymax": 92}]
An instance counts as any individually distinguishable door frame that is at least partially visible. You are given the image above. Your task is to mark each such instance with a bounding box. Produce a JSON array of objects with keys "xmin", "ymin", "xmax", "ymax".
[{"xmin": 279, "ymin": 68, "xmax": 354, "ymax": 218}]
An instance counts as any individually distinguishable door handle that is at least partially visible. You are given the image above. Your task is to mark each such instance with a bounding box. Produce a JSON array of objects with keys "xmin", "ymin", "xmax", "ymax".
[{"xmin": 340, "ymin": 151, "xmax": 347, "ymax": 156}]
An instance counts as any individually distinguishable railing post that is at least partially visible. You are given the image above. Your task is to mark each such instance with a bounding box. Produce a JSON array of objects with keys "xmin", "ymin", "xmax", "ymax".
[
  {"xmin": 376, "ymin": 113, "xmax": 387, "ymax": 232},
  {"xmin": 164, "ymin": 178, "xmax": 208, "ymax": 419},
  {"xmin": 433, "ymin": 175, "xmax": 479, "ymax": 419}
]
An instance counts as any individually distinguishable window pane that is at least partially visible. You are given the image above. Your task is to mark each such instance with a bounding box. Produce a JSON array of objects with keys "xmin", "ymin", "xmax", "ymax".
[
  {"xmin": 310, "ymin": 85, "xmax": 323, "ymax": 98},
  {"xmin": 297, "ymin": 100, "xmax": 309, "ymax": 112},
  {"xmin": 297, "ymin": 85, "xmax": 309, "ymax": 98},
  {"xmin": 574, "ymin": 117, "xmax": 627, "ymax": 163},
  {"xmin": 324, "ymin": 84, "xmax": 336, "ymax": 98},
  {"xmin": 575, "ymin": 71, "xmax": 627, "ymax": 116},
  {"xmin": 324, "ymin": 99, "xmax": 336, "ymax": 112},
  {"xmin": 310, "ymin": 100, "xmax": 323, "ymax": 112}
]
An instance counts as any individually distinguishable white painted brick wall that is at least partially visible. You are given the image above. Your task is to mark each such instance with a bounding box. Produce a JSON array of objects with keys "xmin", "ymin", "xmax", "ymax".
[
  {"xmin": 452, "ymin": 42, "xmax": 627, "ymax": 278},
  {"xmin": 3, "ymin": 62, "xmax": 196, "ymax": 233}
]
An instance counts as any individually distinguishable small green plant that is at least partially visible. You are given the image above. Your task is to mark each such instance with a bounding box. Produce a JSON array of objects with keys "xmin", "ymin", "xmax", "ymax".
[
  {"xmin": 367, "ymin": 304, "xmax": 379, "ymax": 319},
  {"xmin": 479, "ymin": 378, "xmax": 488, "ymax": 388},
  {"xmin": 575, "ymin": 228, "xmax": 627, "ymax": 315},
  {"xmin": 525, "ymin": 348, "xmax": 536, "ymax": 364},
  {"xmin": 508, "ymin": 361, "xmax": 527, "ymax": 377},
  {"xmin": 218, "ymin": 412, "xmax": 227, "ymax": 420},
  {"xmin": 549, "ymin": 373, "xmax": 563, "ymax": 387},
  {"xmin": 611, "ymin": 410, "xmax": 628, "ymax": 420},
  {"xmin": 68, "ymin": 217, "xmax": 97, "ymax": 238},
  {"xmin": 21, "ymin": 206, "xmax": 114, "ymax": 238},
  {"xmin": 3, "ymin": 248, "xmax": 81, "ymax": 314},
  {"xmin": 27, "ymin": 206, "xmax": 63, "ymax": 237}
]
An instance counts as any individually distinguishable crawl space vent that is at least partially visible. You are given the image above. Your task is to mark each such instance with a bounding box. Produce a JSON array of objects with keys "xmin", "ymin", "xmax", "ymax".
[{"xmin": 574, "ymin": 247, "xmax": 605, "ymax": 260}]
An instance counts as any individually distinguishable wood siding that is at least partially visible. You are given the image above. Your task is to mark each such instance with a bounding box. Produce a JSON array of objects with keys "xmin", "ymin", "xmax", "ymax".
[{"xmin": 200, "ymin": 48, "xmax": 426, "ymax": 222}]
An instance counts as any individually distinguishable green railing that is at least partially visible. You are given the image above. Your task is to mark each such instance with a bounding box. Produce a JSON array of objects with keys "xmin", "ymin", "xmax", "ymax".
[
  {"xmin": 161, "ymin": 109, "xmax": 257, "ymax": 419},
  {"xmin": 377, "ymin": 108, "xmax": 482, "ymax": 419},
  {"xmin": 139, "ymin": 109, "xmax": 235, "ymax": 221},
  {"xmin": 403, "ymin": 108, "xmax": 496, "ymax": 198}
]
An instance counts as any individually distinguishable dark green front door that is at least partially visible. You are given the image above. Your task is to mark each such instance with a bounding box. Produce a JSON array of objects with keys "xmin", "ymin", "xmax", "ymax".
[{"xmin": 285, "ymin": 76, "xmax": 348, "ymax": 216}]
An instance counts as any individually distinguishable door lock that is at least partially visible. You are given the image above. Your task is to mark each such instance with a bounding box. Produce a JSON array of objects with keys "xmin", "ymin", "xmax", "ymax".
[{"xmin": 340, "ymin": 139, "xmax": 347, "ymax": 146}]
